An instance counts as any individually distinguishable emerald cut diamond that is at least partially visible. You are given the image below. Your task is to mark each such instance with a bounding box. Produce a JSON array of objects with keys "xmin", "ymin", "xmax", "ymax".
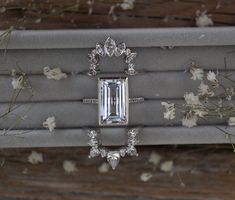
[{"xmin": 98, "ymin": 77, "xmax": 129, "ymax": 126}]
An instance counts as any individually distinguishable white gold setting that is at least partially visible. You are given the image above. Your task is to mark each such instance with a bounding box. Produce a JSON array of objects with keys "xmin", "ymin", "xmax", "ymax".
[
  {"xmin": 83, "ymin": 77, "xmax": 144, "ymax": 126},
  {"xmin": 85, "ymin": 37, "xmax": 141, "ymax": 169},
  {"xmin": 83, "ymin": 97, "xmax": 144, "ymax": 104},
  {"xmin": 87, "ymin": 128, "xmax": 139, "ymax": 170},
  {"xmin": 88, "ymin": 37, "xmax": 137, "ymax": 76}
]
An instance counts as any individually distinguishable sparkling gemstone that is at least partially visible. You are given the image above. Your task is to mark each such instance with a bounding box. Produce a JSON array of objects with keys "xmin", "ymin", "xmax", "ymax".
[
  {"xmin": 107, "ymin": 151, "xmax": 120, "ymax": 170},
  {"xmin": 98, "ymin": 77, "xmax": 129, "ymax": 126},
  {"xmin": 96, "ymin": 43, "xmax": 105, "ymax": 57},
  {"xmin": 128, "ymin": 138, "xmax": 139, "ymax": 145},
  {"xmin": 88, "ymin": 148, "xmax": 100, "ymax": 158},
  {"xmin": 128, "ymin": 129, "xmax": 138, "ymax": 137},
  {"xmin": 88, "ymin": 130, "xmax": 98, "ymax": 138},
  {"xmin": 125, "ymin": 52, "xmax": 137, "ymax": 63},
  {"xmin": 126, "ymin": 146, "xmax": 138, "ymax": 156},
  {"xmin": 90, "ymin": 63, "xmax": 98, "ymax": 70},
  {"xmin": 125, "ymin": 48, "xmax": 131, "ymax": 55},
  {"xmin": 115, "ymin": 42, "xmax": 126, "ymax": 56},
  {"xmin": 100, "ymin": 148, "xmax": 108, "ymax": 158},
  {"xmin": 88, "ymin": 138, "xmax": 98, "ymax": 147},
  {"xmin": 88, "ymin": 69, "xmax": 98, "ymax": 76},
  {"xmin": 104, "ymin": 37, "xmax": 116, "ymax": 57},
  {"xmin": 125, "ymin": 67, "xmax": 136, "ymax": 76},
  {"xmin": 88, "ymin": 53, "xmax": 98, "ymax": 64},
  {"xmin": 119, "ymin": 147, "xmax": 127, "ymax": 157}
]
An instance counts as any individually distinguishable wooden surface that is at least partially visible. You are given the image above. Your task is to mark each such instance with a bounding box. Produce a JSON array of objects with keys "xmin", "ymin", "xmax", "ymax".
[
  {"xmin": 0, "ymin": 0, "xmax": 235, "ymax": 200},
  {"xmin": 0, "ymin": 145, "xmax": 235, "ymax": 200},
  {"xmin": 0, "ymin": 0, "xmax": 235, "ymax": 29}
]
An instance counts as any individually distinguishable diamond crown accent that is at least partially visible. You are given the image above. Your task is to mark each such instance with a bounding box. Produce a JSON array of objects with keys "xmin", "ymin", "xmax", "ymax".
[
  {"xmin": 87, "ymin": 129, "xmax": 140, "ymax": 170},
  {"xmin": 87, "ymin": 37, "xmax": 137, "ymax": 76}
]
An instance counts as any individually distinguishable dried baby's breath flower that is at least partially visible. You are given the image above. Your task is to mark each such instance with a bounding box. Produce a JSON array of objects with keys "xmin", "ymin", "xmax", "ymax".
[
  {"xmin": 43, "ymin": 116, "xmax": 56, "ymax": 132},
  {"xmin": 228, "ymin": 117, "xmax": 235, "ymax": 126},
  {"xmin": 98, "ymin": 162, "xmax": 110, "ymax": 173},
  {"xmin": 43, "ymin": 66, "xmax": 67, "ymax": 80},
  {"xmin": 28, "ymin": 151, "xmax": 43, "ymax": 165},
  {"xmin": 0, "ymin": 7, "xmax": 6, "ymax": 13},
  {"xmin": 87, "ymin": 0, "xmax": 95, "ymax": 15},
  {"xmin": 198, "ymin": 82, "xmax": 214, "ymax": 97},
  {"xmin": 189, "ymin": 62, "xmax": 204, "ymax": 80},
  {"xmin": 182, "ymin": 113, "xmax": 198, "ymax": 128},
  {"xmin": 63, "ymin": 160, "xmax": 78, "ymax": 174},
  {"xmin": 196, "ymin": 10, "xmax": 213, "ymax": 27},
  {"xmin": 218, "ymin": 98, "xmax": 223, "ymax": 108},
  {"xmin": 148, "ymin": 152, "xmax": 161, "ymax": 166},
  {"xmin": 161, "ymin": 102, "xmax": 176, "ymax": 120},
  {"xmin": 184, "ymin": 92, "xmax": 202, "ymax": 106},
  {"xmin": 22, "ymin": 168, "xmax": 28, "ymax": 174},
  {"xmin": 120, "ymin": 0, "xmax": 135, "ymax": 10},
  {"xmin": 226, "ymin": 87, "xmax": 235, "ymax": 101},
  {"xmin": 35, "ymin": 18, "xmax": 42, "ymax": 24},
  {"xmin": 11, "ymin": 76, "xmax": 24, "ymax": 89},
  {"xmin": 11, "ymin": 69, "xmax": 16, "ymax": 76},
  {"xmin": 207, "ymin": 71, "xmax": 219, "ymax": 88},
  {"xmin": 207, "ymin": 71, "xmax": 218, "ymax": 82},
  {"xmin": 140, "ymin": 172, "xmax": 153, "ymax": 182},
  {"xmin": 194, "ymin": 108, "xmax": 208, "ymax": 118},
  {"xmin": 160, "ymin": 160, "xmax": 173, "ymax": 172}
]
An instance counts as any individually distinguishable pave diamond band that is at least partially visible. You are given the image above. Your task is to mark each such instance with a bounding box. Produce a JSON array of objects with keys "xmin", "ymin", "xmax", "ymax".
[
  {"xmin": 87, "ymin": 128, "xmax": 140, "ymax": 170},
  {"xmin": 88, "ymin": 37, "xmax": 137, "ymax": 76},
  {"xmin": 82, "ymin": 97, "xmax": 144, "ymax": 104}
]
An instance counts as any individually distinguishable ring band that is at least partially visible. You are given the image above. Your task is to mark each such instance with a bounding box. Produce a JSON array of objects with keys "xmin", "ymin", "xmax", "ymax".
[{"xmin": 83, "ymin": 97, "xmax": 144, "ymax": 104}]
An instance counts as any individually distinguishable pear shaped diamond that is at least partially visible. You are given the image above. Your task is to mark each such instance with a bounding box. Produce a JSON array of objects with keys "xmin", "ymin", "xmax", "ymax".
[
  {"xmin": 119, "ymin": 147, "xmax": 127, "ymax": 157},
  {"xmin": 107, "ymin": 151, "xmax": 120, "ymax": 170},
  {"xmin": 104, "ymin": 37, "xmax": 116, "ymax": 57}
]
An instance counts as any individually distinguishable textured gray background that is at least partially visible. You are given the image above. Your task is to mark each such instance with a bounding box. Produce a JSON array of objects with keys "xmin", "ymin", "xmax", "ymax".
[{"xmin": 0, "ymin": 27, "xmax": 235, "ymax": 147}]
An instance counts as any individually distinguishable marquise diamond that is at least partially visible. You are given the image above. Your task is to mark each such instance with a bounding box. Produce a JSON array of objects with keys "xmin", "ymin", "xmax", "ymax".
[
  {"xmin": 115, "ymin": 42, "xmax": 126, "ymax": 56},
  {"xmin": 104, "ymin": 37, "xmax": 116, "ymax": 57}
]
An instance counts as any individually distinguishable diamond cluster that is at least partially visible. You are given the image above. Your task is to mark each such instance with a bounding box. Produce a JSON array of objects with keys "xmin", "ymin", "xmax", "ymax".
[
  {"xmin": 87, "ymin": 128, "xmax": 139, "ymax": 170},
  {"xmin": 88, "ymin": 37, "xmax": 137, "ymax": 76}
]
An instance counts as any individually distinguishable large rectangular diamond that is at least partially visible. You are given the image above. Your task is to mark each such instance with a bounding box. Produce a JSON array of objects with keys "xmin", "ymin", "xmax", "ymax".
[{"xmin": 98, "ymin": 77, "xmax": 129, "ymax": 126}]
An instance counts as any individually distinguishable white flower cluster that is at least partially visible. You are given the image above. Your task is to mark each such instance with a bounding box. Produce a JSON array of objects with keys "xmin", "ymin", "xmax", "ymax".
[
  {"xmin": 11, "ymin": 69, "xmax": 30, "ymax": 90},
  {"xmin": 11, "ymin": 76, "xmax": 25, "ymax": 89},
  {"xmin": 28, "ymin": 151, "xmax": 43, "ymax": 165},
  {"xmin": 161, "ymin": 102, "xmax": 176, "ymax": 120},
  {"xmin": 195, "ymin": 10, "xmax": 214, "ymax": 27},
  {"xmin": 43, "ymin": 66, "xmax": 67, "ymax": 80},
  {"xmin": 120, "ymin": 0, "xmax": 135, "ymax": 10},
  {"xmin": 182, "ymin": 92, "xmax": 207, "ymax": 128},
  {"xmin": 162, "ymin": 62, "xmax": 235, "ymax": 128},
  {"xmin": 42, "ymin": 116, "xmax": 56, "ymax": 132}
]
